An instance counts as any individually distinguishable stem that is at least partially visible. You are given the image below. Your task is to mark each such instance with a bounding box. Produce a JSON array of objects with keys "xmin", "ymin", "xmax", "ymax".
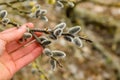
[
  {"xmin": 30, "ymin": 29, "xmax": 50, "ymax": 34},
  {"xmin": 30, "ymin": 31, "xmax": 41, "ymax": 45},
  {"xmin": 79, "ymin": 36, "xmax": 92, "ymax": 43},
  {"xmin": 30, "ymin": 28, "xmax": 92, "ymax": 43},
  {"xmin": 8, "ymin": 22, "xmax": 20, "ymax": 27},
  {"xmin": 51, "ymin": 57, "xmax": 63, "ymax": 68}
]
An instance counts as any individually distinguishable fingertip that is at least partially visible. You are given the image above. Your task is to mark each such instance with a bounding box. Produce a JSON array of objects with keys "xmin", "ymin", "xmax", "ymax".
[
  {"xmin": 26, "ymin": 22, "xmax": 34, "ymax": 28},
  {"xmin": 18, "ymin": 25, "xmax": 27, "ymax": 32}
]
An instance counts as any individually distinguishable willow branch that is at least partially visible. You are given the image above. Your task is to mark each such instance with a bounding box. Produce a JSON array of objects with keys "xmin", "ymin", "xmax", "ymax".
[{"xmin": 0, "ymin": 2, "xmax": 31, "ymax": 14}]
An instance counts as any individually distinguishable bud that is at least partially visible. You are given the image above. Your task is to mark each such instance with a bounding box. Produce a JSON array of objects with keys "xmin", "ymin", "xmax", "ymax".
[
  {"xmin": 40, "ymin": 10, "xmax": 47, "ymax": 16},
  {"xmin": 50, "ymin": 59, "xmax": 56, "ymax": 71},
  {"xmin": 68, "ymin": 26, "xmax": 81, "ymax": 35},
  {"xmin": 41, "ymin": 40, "xmax": 51, "ymax": 46},
  {"xmin": 52, "ymin": 50, "xmax": 66, "ymax": 58},
  {"xmin": 38, "ymin": 36, "xmax": 48, "ymax": 42},
  {"xmin": 73, "ymin": 37, "xmax": 83, "ymax": 47},
  {"xmin": 23, "ymin": 32, "xmax": 32, "ymax": 39},
  {"xmin": 68, "ymin": 2, "xmax": 74, "ymax": 7},
  {"xmin": 1, "ymin": 18, "xmax": 10, "ymax": 26},
  {"xmin": 0, "ymin": 10, "xmax": 7, "ymax": 20},
  {"xmin": 53, "ymin": 28, "xmax": 63, "ymax": 37},
  {"xmin": 49, "ymin": 32, "xmax": 57, "ymax": 40},
  {"xmin": 35, "ymin": 9, "xmax": 41, "ymax": 18},
  {"xmin": 43, "ymin": 48, "xmax": 53, "ymax": 56},
  {"xmin": 64, "ymin": 36, "xmax": 73, "ymax": 42},
  {"xmin": 54, "ymin": 22, "xmax": 66, "ymax": 30},
  {"xmin": 40, "ymin": 16, "xmax": 48, "ymax": 22},
  {"xmin": 56, "ymin": 1, "xmax": 64, "ymax": 8}
]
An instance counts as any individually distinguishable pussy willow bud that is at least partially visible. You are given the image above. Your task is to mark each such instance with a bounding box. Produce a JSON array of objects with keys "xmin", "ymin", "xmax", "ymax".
[
  {"xmin": 40, "ymin": 10, "xmax": 47, "ymax": 16},
  {"xmin": 68, "ymin": 26, "xmax": 81, "ymax": 35},
  {"xmin": 40, "ymin": 16, "xmax": 48, "ymax": 22},
  {"xmin": 41, "ymin": 40, "xmax": 51, "ymax": 46},
  {"xmin": 35, "ymin": 9, "xmax": 41, "ymax": 18},
  {"xmin": 53, "ymin": 28, "xmax": 63, "ymax": 37},
  {"xmin": 1, "ymin": 18, "xmax": 10, "ymax": 26},
  {"xmin": 54, "ymin": 22, "xmax": 66, "ymax": 30},
  {"xmin": 68, "ymin": 2, "xmax": 74, "ymax": 7},
  {"xmin": 56, "ymin": 1, "xmax": 64, "ymax": 8},
  {"xmin": 43, "ymin": 48, "xmax": 53, "ymax": 56},
  {"xmin": 38, "ymin": 36, "xmax": 48, "ymax": 42},
  {"xmin": 64, "ymin": 36, "xmax": 73, "ymax": 42},
  {"xmin": 0, "ymin": 10, "xmax": 7, "ymax": 19},
  {"xmin": 50, "ymin": 59, "xmax": 56, "ymax": 71},
  {"xmin": 73, "ymin": 37, "xmax": 83, "ymax": 47},
  {"xmin": 23, "ymin": 32, "xmax": 32, "ymax": 39},
  {"xmin": 52, "ymin": 50, "xmax": 66, "ymax": 58},
  {"xmin": 49, "ymin": 32, "xmax": 57, "ymax": 40}
]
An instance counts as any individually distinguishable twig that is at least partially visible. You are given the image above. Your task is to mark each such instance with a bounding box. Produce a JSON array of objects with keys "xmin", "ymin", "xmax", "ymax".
[
  {"xmin": 51, "ymin": 57, "xmax": 63, "ymax": 68},
  {"xmin": 0, "ymin": 2, "xmax": 31, "ymax": 14}
]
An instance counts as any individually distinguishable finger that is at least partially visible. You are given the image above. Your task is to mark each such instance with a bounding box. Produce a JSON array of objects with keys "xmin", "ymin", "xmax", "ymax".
[
  {"xmin": 7, "ymin": 38, "xmax": 33, "ymax": 53},
  {"xmin": 0, "ymin": 23, "xmax": 34, "ymax": 43},
  {"xmin": 15, "ymin": 47, "xmax": 42, "ymax": 70},
  {"xmin": 11, "ymin": 42, "xmax": 40, "ymax": 61},
  {"xmin": 1, "ymin": 27, "xmax": 17, "ymax": 34}
]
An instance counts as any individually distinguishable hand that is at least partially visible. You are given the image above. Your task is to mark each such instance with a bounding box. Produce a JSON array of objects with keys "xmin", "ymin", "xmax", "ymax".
[{"xmin": 0, "ymin": 23, "xmax": 43, "ymax": 80}]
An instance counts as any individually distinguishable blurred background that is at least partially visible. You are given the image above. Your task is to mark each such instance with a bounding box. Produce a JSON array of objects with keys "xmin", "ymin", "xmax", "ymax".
[{"xmin": 0, "ymin": 0, "xmax": 120, "ymax": 80}]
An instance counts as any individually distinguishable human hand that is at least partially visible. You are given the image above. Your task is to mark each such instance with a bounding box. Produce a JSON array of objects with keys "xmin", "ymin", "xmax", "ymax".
[{"xmin": 0, "ymin": 23, "xmax": 43, "ymax": 80}]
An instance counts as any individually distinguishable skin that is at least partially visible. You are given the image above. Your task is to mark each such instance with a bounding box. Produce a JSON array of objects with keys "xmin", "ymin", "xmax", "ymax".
[{"xmin": 0, "ymin": 23, "xmax": 43, "ymax": 80}]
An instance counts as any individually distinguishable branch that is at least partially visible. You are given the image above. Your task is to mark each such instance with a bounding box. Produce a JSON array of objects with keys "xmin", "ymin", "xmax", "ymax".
[{"xmin": 0, "ymin": 1, "xmax": 31, "ymax": 14}]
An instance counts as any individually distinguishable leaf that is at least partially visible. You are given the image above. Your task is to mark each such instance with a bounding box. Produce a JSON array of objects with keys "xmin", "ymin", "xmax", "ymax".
[
  {"xmin": 68, "ymin": 26, "xmax": 81, "ymax": 35},
  {"xmin": 52, "ymin": 50, "xmax": 66, "ymax": 58},
  {"xmin": 64, "ymin": 36, "xmax": 73, "ymax": 42},
  {"xmin": 43, "ymin": 48, "xmax": 53, "ymax": 56},
  {"xmin": 50, "ymin": 59, "xmax": 56, "ymax": 71},
  {"xmin": 53, "ymin": 28, "xmax": 63, "ymax": 37},
  {"xmin": 73, "ymin": 37, "xmax": 83, "ymax": 47},
  {"xmin": 54, "ymin": 22, "xmax": 66, "ymax": 30},
  {"xmin": 0, "ymin": 10, "xmax": 7, "ymax": 19}
]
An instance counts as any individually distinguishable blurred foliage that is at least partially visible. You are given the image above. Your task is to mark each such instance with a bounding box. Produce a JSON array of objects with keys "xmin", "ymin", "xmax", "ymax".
[{"xmin": 0, "ymin": 0, "xmax": 120, "ymax": 80}]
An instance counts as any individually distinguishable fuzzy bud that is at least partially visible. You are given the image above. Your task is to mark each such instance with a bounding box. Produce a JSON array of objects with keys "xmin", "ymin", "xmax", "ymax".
[
  {"xmin": 73, "ymin": 37, "xmax": 83, "ymax": 47},
  {"xmin": 53, "ymin": 28, "xmax": 63, "ymax": 37},
  {"xmin": 64, "ymin": 36, "xmax": 73, "ymax": 42},
  {"xmin": 54, "ymin": 22, "xmax": 66, "ymax": 30},
  {"xmin": 68, "ymin": 26, "xmax": 81, "ymax": 35},
  {"xmin": 0, "ymin": 10, "xmax": 7, "ymax": 20},
  {"xmin": 50, "ymin": 59, "xmax": 56, "ymax": 71},
  {"xmin": 43, "ymin": 48, "xmax": 53, "ymax": 56},
  {"xmin": 52, "ymin": 50, "xmax": 66, "ymax": 58},
  {"xmin": 1, "ymin": 18, "xmax": 10, "ymax": 26}
]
